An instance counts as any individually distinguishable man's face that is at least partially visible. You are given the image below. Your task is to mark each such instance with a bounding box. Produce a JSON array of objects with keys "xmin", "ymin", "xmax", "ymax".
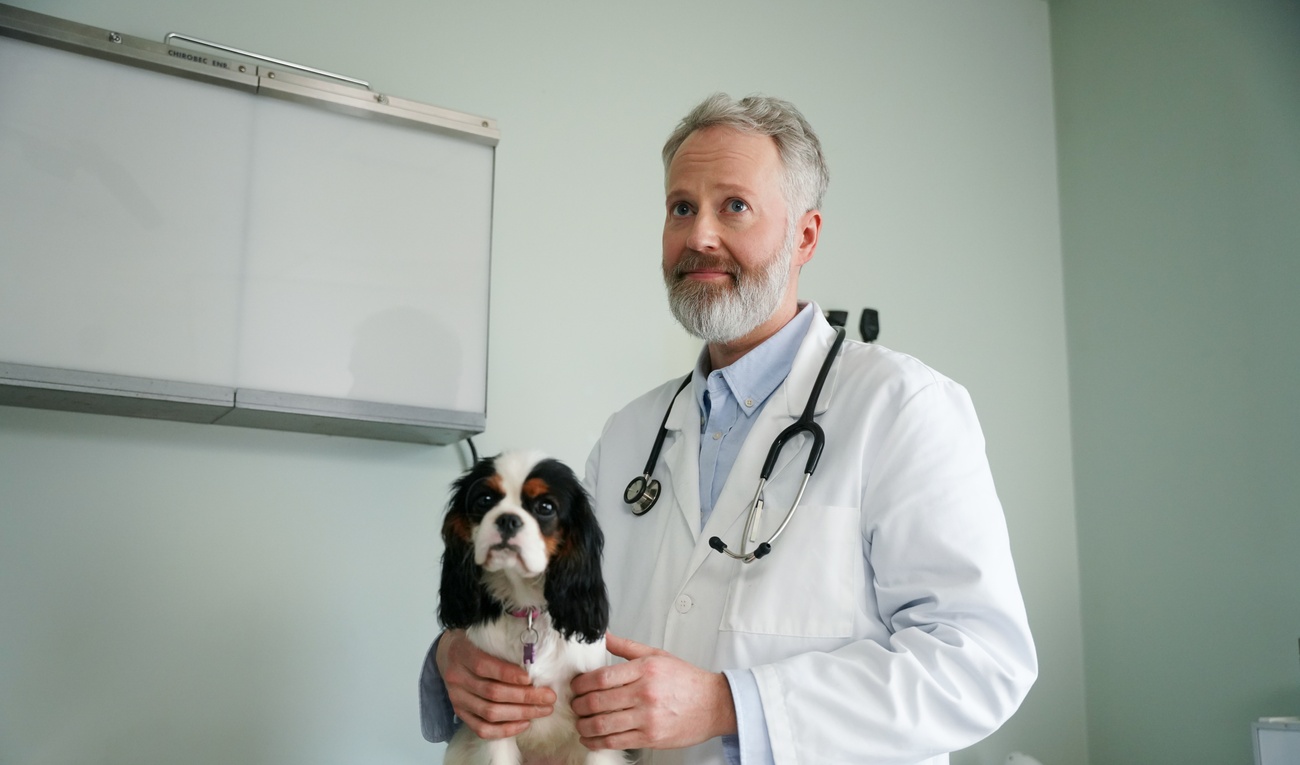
[{"xmin": 662, "ymin": 126, "xmax": 796, "ymax": 344}]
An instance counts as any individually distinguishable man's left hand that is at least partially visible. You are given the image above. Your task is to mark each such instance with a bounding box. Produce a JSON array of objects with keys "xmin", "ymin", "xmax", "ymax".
[{"xmin": 570, "ymin": 634, "xmax": 738, "ymax": 751}]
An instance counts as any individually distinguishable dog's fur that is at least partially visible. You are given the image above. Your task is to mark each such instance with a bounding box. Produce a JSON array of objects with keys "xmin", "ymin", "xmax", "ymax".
[{"xmin": 439, "ymin": 450, "xmax": 626, "ymax": 765}]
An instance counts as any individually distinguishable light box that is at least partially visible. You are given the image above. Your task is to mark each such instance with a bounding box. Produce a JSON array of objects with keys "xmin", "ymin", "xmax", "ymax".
[{"xmin": 0, "ymin": 4, "xmax": 496, "ymax": 444}]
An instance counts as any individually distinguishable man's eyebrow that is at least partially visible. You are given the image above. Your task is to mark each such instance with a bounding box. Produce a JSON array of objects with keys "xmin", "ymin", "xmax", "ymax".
[{"xmin": 665, "ymin": 182, "xmax": 756, "ymax": 199}]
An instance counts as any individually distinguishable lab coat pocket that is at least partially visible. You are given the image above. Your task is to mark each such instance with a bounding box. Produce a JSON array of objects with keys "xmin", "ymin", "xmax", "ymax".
[{"xmin": 718, "ymin": 504, "xmax": 859, "ymax": 638}]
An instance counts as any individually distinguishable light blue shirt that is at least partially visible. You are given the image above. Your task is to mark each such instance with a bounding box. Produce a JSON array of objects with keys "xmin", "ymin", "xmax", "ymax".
[
  {"xmin": 694, "ymin": 303, "xmax": 815, "ymax": 765},
  {"xmin": 693, "ymin": 304, "xmax": 815, "ymax": 523}
]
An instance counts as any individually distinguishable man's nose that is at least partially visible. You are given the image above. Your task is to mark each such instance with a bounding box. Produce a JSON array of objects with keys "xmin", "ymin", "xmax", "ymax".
[
  {"xmin": 495, "ymin": 513, "xmax": 523, "ymax": 539},
  {"xmin": 685, "ymin": 212, "xmax": 721, "ymax": 252}
]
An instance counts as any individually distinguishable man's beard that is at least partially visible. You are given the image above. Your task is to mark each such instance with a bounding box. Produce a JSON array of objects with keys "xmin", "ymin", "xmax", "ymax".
[{"xmin": 664, "ymin": 225, "xmax": 795, "ymax": 345}]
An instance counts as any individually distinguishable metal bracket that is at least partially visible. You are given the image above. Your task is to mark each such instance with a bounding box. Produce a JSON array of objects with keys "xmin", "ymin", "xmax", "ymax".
[{"xmin": 164, "ymin": 31, "xmax": 370, "ymax": 89}]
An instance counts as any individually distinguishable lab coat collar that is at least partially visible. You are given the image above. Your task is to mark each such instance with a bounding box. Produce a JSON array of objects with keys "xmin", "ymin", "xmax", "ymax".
[
  {"xmin": 661, "ymin": 383, "xmax": 703, "ymax": 543},
  {"xmin": 781, "ymin": 302, "xmax": 841, "ymax": 420}
]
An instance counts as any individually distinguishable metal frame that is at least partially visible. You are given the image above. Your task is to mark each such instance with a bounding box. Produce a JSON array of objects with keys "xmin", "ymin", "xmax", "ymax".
[
  {"xmin": 163, "ymin": 32, "xmax": 372, "ymax": 89},
  {"xmin": 0, "ymin": 363, "xmax": 485, "ymax": 445},
  {"xmin": 0, "ymin": 3, "xmax": 500, "ymax": 144},
  {"xmin": 1253, "ymin": 719, "xmax": 1300, "ymax": 765}
]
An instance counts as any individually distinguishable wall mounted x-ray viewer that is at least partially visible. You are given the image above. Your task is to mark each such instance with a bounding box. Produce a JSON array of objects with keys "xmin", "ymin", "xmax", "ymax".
[{"xmin": 0, "ymin": 4, "xmax": 497, "ymax": 444}]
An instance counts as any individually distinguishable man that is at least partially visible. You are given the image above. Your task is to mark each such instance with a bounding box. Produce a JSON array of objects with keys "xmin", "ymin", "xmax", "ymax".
[{"xmin": 422, "ymin": 93, "xmax": 1037, "ymax": 764}]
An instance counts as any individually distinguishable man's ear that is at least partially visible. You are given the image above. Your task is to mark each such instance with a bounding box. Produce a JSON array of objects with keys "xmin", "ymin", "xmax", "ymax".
[{"xmin": 794, "ymin": 209, "xmax": 821, "ymax": 268}]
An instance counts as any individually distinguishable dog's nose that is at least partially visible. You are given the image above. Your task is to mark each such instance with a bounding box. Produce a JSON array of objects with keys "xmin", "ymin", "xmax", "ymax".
[{"xmin": 495, "ymin": 513, "xmax": 523, "ymax": 539}]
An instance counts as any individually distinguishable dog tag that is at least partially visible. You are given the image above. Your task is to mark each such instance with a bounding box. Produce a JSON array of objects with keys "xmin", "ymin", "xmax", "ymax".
[{"xmin": 521, "ymin": 610, "xmax": 539, "ymax": 666}]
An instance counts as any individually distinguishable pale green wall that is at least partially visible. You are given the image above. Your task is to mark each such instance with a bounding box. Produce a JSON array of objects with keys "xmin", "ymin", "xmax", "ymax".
[
  {"xmin": 1, "ymin": 2, "xmax": 1084, "ymax": 763},
  {"xmin": 1051, "ymin": 1, "xmax": 1300, "ymax": 763}
]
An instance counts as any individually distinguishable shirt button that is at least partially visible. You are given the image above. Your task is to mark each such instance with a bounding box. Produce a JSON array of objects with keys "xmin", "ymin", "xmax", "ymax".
[
  {"xmin": 744, "ymin": 398, "xmax": 754, "ymax": 408},
  {"xmin": 675, "ymin": 594, "xmax": 694, "ymax": 614},
  {"xmin": 712, "ymin": 432, "xmax": 722, "ymax": 440}
]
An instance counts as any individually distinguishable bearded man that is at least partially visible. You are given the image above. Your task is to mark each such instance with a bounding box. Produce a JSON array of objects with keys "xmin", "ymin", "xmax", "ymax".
[{"xmin": 422, "ymin": 93, "xmax": 1037, "ymax": 765}]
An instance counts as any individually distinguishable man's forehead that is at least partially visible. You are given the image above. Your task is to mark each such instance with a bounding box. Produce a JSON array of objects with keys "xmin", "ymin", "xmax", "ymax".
[
  {"xmin": 666, "ymin": 126, "xmax": 782, "ymax": 191},
  {"xmin": 673, "ymin": 125, "xmax": 778, "ymax": 161}
]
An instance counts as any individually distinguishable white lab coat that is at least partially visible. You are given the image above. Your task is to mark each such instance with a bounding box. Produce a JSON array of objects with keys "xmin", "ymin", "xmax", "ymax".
[{"xmin": 584, "ymin": 309, "xmax": 1037, "ymax": 765}]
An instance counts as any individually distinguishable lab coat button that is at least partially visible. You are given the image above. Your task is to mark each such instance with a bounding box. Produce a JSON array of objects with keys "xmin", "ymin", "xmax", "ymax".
[{"xmin": 674, "ymin": 594, "xmax": 694, "ymax": 614}]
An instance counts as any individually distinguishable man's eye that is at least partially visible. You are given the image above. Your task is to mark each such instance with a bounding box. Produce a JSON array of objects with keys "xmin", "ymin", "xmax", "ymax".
[
  {"xmin": 726, "ymin": 199, "xmax": 748, "ymax": 213},
  {"xmin": 533, "ymin": 499, "xmax": 557, "ymax": 517},
  {"xmin": 670, "ymin": 202, "xmax": 693, "ymax": 217}
]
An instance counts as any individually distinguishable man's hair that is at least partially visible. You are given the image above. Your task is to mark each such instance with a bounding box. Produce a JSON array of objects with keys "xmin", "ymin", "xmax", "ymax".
[{"xmin": 661, "ymin": 93, "xmax": 829, "ymax": 215}]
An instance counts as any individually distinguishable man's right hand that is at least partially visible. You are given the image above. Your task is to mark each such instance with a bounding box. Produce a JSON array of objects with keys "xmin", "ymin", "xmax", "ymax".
[{"xmin": 436, "ymin": 629, "xmax": 556, "ymax": 739}]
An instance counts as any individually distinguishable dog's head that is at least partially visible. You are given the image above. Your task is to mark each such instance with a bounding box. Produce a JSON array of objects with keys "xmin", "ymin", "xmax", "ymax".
[{"xmin": 438, "ymin": 450, "xmax": 608, "ymax": 643}]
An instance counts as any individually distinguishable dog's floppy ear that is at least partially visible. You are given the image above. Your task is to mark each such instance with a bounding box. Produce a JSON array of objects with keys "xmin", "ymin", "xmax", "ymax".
[
  {"xmin": 437, "ymin": 463, "xmax": 501, "ymax": 629},
  {"xmin": 544, "ymin": 478, "xmax": 609, "ymax": 643}
]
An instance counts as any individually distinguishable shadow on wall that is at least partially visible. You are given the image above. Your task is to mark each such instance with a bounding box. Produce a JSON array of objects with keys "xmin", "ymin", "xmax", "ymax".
[{"xmin": 349, "ymin": 306, "xmax": 461, "ymax": 407}]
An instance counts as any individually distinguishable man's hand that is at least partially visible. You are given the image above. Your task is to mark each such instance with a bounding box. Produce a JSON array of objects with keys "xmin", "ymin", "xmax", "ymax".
[
  {"xmin": 570, "ymin": 634, "xmax": 737, "ymax": 751},
  {"xmin": 436, "ymin": 629, "xmax": 556, "ymax": 739}
]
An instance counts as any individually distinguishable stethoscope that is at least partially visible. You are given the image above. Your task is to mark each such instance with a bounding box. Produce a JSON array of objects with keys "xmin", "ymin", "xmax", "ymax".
[{"xmin": 623, "ymin": 326, "xmax": 847, "ymax": 563}]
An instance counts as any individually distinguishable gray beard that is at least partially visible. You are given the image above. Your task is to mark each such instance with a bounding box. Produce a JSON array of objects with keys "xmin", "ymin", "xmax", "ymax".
[{"xmin": 665, "ymin": 226, "xmax": 795, "ymax": 345}]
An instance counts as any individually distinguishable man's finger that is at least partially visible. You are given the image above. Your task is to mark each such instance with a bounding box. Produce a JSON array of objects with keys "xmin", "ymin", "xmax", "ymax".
[
  {"xmin": 453, "ymin": 639, "xmax": 533, "ymax": 686},
  {"xmin": 465, "ymin": 674, "xmax": 556, "ymax": 706},
  {"xmin": 579, "ymin": 709, "xmax": 645, "ymax": 755},
  {"xmin": 472, "ymin": 656, "xmax": 533, "ymax": 686},
  {"xmin": 577, "ymin": 702, "xmax": 650, "ymax": 751},
  {"xmin": 450, "ymin": 684, "xmax": 554, "ymax": 722},
  {"xmin": 604, "ymin": 633, "xmax": 663, "ymax": 661},
  {"xmin": 465, "ymin": 698, "xmax": 555, "ymax": 725},
  {"xmin": 458, "ymin": 706, "xmax": 534, "ymax": 740},
  {"xmin": 571, "ymin": 658, "xmax": 644, "ymax": 697},
  {"xmin": 574, "ymin": 703, "xmax": 641, "ymax": 740},
  {"xmin": 570, "ymin": 675, "xmax": 641, "ymax": 718}
]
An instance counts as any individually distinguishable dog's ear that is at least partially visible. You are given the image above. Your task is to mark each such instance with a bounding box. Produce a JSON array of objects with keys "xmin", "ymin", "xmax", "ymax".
[
  {"xmin": 544, "ymin": 482, "xmax": 609, "ymax": 643},
  {"xmin": 437, "ymin": 525, "xmax": 492, "ymax": 630},
  {"xmin": 437, "ymin": 464, "xmax": 501, "ymax": 629}
]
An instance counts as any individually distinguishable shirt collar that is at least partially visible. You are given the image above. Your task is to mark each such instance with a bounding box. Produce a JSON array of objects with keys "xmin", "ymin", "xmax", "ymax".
[{"xmin": 692, "ymin": 302, "xmax": 817, "ymax": 417}]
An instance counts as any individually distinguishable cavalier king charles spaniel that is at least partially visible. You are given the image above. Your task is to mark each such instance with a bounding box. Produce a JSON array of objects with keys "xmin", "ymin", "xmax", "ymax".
[{"xmin": 438, "ymin": 450, "xmax": 627, "ymax": 765}]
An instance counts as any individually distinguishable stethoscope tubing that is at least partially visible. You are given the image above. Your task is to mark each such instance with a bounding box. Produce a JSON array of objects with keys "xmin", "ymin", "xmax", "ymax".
[
  {"xmin": 642, "ymin": 375, "xmax": 692, "ymax": 478},
  {"xmin": 627, "ymin": 326, "xmax": 848, "ymax": 562},
  {"xmin": 625, "ymin": 375, "xmax": 693, "ymax": 515}
]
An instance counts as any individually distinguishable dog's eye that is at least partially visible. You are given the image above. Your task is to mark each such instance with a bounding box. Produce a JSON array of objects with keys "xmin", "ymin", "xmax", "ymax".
[
  {"xmin": 470, "ymin": 490, "xmax": 499, "ymax": 512},
  {"xmin": 533, "ymin": 498, "xmax": 557, "ymax": 517}
]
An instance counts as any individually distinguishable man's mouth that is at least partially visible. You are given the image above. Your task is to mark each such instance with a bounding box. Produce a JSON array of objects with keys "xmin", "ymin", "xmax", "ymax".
[
  {"xmin": 683, "ymin": 269, "xmax": 733, "ymax": 282},
  {"xmin": 674, "ymin": 253, "xmax": 739, "ymax": 283}
]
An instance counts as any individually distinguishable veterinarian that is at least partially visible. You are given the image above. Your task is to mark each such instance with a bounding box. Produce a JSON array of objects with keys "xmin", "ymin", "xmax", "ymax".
[{"xmin": 421, "ymin": 93, "xmax": 1037, "ymax": 764}]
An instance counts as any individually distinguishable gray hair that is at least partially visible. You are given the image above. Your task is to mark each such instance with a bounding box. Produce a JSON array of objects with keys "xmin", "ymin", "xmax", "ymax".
[{"xmin": 661, "ymin": 93, "xmax": 829, "ymax": 215}]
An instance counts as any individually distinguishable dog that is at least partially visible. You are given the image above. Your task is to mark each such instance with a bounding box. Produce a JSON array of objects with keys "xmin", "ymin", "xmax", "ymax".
[{"xmin": 439, "ymin": 450, "xmax": 627, "ymax": 765}]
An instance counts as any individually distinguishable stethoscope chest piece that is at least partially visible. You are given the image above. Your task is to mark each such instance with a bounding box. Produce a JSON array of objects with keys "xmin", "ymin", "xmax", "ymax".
[{"xmin": 624, "ymin": 474, "xmax": 661, "ymax": 515}]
